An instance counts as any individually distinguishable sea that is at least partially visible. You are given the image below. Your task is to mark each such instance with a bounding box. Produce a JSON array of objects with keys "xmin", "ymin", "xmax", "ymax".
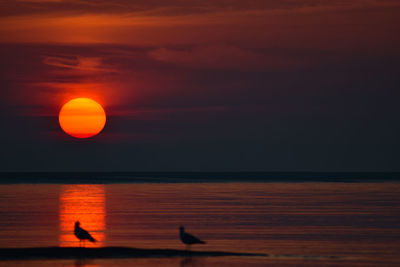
[{"xmin": 0, "ymin": 173, "xmax": 399, "ymax": 266}]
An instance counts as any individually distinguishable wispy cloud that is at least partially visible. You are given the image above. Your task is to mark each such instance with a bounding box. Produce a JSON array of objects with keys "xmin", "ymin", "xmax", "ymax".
[
  {"xmin": 1, "ymin": 0, "xmax": 399, "ymax": 54},
  {"xmin": 43, "ymin": 55, "xmax": 117, "ymax": 73},
  {"xmin": 149, "ymin": 45, "xmax": 301, "ymax": 70},
  {"xmin": 3, "ymin": 0, "xmax": 400, "ymax": 17}
]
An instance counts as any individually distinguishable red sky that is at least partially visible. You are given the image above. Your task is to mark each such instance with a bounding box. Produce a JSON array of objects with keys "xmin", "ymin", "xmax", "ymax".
[{"xmin": 0, "ymin": 0, "xmax": 400, "ymax": 171}]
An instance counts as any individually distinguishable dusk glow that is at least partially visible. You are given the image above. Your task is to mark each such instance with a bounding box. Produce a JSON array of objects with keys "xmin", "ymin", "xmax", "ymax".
[
  {"xmin": 0, "ymin": 1, "xmax": 400, "ymax": 266},
  {"xmin": 1, "ymin": 0, "xmax": 399, "ymax": 171}
]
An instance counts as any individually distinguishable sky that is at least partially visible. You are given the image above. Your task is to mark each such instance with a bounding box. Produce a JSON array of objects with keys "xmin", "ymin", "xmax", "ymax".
[{"xmin": 0, "ymin": 0, "xmax": 399, "ymax": 172}]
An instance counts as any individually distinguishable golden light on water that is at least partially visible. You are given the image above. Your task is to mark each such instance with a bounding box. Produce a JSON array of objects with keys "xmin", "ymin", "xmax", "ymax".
[{"xmin": 59, "ymin": 185, "xmax": 105, "ymax": 247}]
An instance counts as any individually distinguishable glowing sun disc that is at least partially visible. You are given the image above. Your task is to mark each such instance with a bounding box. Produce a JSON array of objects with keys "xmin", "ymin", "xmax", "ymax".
[{"xmin": 59, "ymin": 98, "xmax": 106, "ymax": 138}]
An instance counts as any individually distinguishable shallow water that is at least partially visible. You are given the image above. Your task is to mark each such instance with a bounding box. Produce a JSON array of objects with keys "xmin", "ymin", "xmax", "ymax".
[{"xmin": 0, "ymin": 182, "xmax": 399, "ymax": 266}]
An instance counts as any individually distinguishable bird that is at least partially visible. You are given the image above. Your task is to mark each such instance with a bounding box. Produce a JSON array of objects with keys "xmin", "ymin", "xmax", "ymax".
[
  {"xmin": 74, "ymin": 221, "xmax": 96, "ymax": 247},
  {"xmin": 179, "ymin": 226, "xmax": 206, "ymax": 249}
]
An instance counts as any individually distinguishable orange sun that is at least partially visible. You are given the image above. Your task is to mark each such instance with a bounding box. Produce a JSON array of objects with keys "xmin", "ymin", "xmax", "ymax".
[{"xmin": 59, "ymin": 98, "xmax": 106, "ymax": 138}]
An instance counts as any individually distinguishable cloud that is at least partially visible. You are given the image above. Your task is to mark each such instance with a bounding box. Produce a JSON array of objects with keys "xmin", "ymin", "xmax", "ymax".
[
  {"xmin": 149, "ymin": 45, "xmax": 301, "ymax": 70},
  {"xmin": 1, "ymin": 0, "xmax": 399, "ymax": 57},
  {"xmin": 43, "ymin": 55, "xmax": 117, "ymax": 73},
  {"xmin": 3, "ymin": 1, "xmax": 400, "ymax": 17},
  {"xmin": 15, "ymin": 0, "xmax": 61, "ymax": 2}
]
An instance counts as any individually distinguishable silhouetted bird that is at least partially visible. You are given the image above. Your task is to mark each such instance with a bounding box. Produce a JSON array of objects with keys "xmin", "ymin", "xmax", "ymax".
[
  {"xmin": 74, "ymin": 221, "xmax": 96, "ymax": 247},
  {"xmin": 179, "ymin": 226, "xmax": 206, "ymax": 249}
]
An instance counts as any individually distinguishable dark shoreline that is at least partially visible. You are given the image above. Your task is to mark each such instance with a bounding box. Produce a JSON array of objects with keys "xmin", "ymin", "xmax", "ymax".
[
  {"xmin": 0, "ymin": 247, "xmax": 267, "ymax": 260},
  {"xmin": 0, "ymin": 172, "xmax": 399, "ymax": 184}
]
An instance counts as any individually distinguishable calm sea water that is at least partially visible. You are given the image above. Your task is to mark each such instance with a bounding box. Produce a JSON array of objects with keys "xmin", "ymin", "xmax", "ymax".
[{"xmin": 0, "ymin": 182, "xmax": 399, "ymax": 266}]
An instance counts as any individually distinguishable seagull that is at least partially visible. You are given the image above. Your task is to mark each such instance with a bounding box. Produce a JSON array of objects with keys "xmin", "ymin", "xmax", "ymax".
[
  {"xmin": 179, "ymin": 226, "xmax": 206, "ymax": 249},
  {"xmin": 74, "ymin": 221, "xmax": 96, "ymax": 247}
]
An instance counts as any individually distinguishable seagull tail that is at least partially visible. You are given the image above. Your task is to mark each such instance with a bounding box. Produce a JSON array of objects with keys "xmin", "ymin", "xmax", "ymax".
[{"xmin": 88, "ymin": 236, "xmax": 96, "ymax": 242}]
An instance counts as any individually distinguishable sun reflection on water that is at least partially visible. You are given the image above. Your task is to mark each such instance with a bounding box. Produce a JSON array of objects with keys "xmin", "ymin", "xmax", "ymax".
[{"xmin": 59, "ymin": 185, "xmax": 105, "ymax": 247}]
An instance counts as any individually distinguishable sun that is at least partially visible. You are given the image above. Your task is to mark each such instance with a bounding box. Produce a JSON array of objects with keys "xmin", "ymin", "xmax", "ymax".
[{"xmin": 59, "ymin": 98, "xmax": 106, "ymax": 139}]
